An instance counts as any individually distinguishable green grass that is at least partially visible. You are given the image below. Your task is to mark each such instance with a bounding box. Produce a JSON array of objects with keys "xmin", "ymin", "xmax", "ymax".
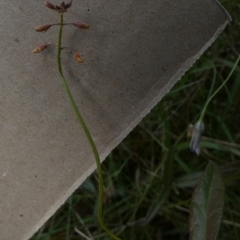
[{"xmin": 31, "ymin": 1, "xmax": 240, "ymax": 239}]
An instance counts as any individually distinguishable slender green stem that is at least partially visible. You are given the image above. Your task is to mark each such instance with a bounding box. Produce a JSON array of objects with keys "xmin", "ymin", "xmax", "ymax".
[
  {"xmin": 51, "ymin": 23, "xmax": 75, "ymax": 26},
  {"xmin": 199, "ymin": 54, "xmax": 240, "ymax": 122},
  {"xmin": 57, "ymin": 13, "xmax": 121, "ymax": 240}
]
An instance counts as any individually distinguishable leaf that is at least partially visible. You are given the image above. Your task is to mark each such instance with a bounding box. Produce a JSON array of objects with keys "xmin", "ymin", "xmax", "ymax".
[
  {"xmin": 175, "ymin": 171, "xmax": 203, "ymax": 188},
  {"xmin": 189, "ymin": 161, "xmax": 224, "ymax": 240}
]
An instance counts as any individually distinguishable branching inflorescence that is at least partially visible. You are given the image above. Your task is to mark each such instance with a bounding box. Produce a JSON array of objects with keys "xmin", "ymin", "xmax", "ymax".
[
  {"xmin": 32, "ymin": 1, "xmax": 121, "ymax": 239},
  {"xmin": 32, "ymin": 0, "xmax": 88, "ymax": 62}
]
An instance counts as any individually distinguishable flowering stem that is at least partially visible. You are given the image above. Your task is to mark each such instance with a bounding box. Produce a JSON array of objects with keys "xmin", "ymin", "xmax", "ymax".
[
  {"xmin": 199, "ymin": 54, "xmax": 240, "ymax": 122},
  {"xmin": 57, "ymin": 13, "xmax": 121, "ymax": 240},
  {"xmin": 51, "ymin": 23, "xmax": 75, "ymax": 26}
]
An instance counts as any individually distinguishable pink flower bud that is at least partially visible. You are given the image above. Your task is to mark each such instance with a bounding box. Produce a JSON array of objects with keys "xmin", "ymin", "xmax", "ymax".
[
  {"xmin": 44, "ymin": 1, "xmax": 56, "ymax": 10},
  {"xmin": 73, "ymin": 22, "xmax": 89, "ymax": 29},
  {"xmin": 32, "ymin": 45, "xmax": 48, "ymax": 53},
  {"xmin": 64, "ymin": 0, "xmax": 73, "ymax": 9},
  {"xmin": 74, "ymin": 51, "xmax": 83, "ymax": 63},
  {"xmin": 36, "ymin": 24, "xmax": 52, "ymax": 32}
]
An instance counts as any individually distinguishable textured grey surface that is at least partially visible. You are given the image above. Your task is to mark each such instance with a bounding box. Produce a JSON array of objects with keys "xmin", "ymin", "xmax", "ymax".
[{"xmin": 0, "ymin": 0, "xmax": 230, "ymax": 239}]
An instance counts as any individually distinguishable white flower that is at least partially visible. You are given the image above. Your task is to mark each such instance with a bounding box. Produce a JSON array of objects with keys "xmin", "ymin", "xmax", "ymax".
[{"xmin": 190, "ymin": 121, "xmax": 204, "ymax": 156}]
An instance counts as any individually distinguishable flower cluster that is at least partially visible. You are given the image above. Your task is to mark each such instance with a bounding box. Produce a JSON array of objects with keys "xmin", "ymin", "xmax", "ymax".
[
  {"xmin": 32, "ymin": 0, "xmax": 89, "ymax": 63},
  {"xmin": 45, "ymin": 0, "xmax": 72, "ymax": 13}
]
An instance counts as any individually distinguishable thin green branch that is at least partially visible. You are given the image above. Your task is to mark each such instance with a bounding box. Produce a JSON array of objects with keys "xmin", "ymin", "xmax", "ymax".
[
  {"xmin": 51, "ymin": 23, "xmax": 76, "ymax": 26},
  {"xmin": 199, "ymin": 54, "xmax": 240, "ymax": 122},
  {"xmin": 57, "ymin": 13, "xmax": 121, "ymax": 240}
]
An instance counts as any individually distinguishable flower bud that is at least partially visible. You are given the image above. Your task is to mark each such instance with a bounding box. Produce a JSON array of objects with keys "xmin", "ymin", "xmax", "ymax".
[
  {"xmin": 36, "ymin": 24, "xmax": 52, "ymax": 32},
  {"xmin": 44, "ymin": 1, "xmax": 56, "ymax": 10},
  {"xmin": 74, "ymin": 51, "xmax": 83, "ymax": 63},
  {"xmin": 32, "ymin": 45, "xmax": 48, "ymax": 53},
  {"xmin": 73, "ymin": 22, "xmax": 89, "ymax": 29},
  {"xmin": 189, "ymin": 120, "xmax": 205, "ymax": 156},
  {"xmin": 64, "ymin": 0, "xmax": 73, "ymax": 9}
]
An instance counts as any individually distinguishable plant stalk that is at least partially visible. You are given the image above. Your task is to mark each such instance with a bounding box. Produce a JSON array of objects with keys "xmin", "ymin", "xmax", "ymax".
[
  {"xmin": 199, "ymin": 54, "xmax": 240, "ymax": 122},
  {"xmin": 57, "ymin": 13, "xmax": 121, "ymax": 240}
]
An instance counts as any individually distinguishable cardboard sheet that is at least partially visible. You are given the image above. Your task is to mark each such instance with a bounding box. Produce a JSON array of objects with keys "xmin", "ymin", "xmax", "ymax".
[{"xmin": 0, "ymin": 0, "xmax": 230, "ymax": 239}]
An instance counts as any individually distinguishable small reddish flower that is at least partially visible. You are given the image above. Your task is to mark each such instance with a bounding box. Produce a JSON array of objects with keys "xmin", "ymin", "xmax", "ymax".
[
  {"xmin": 73, "ymin": 22, "xmax": 89, "ymax": 29},
  {"xmin": 55, "ymin": 1, "xmax": 73, "ymax": 13},
  {"xmin": 44, "ymin": 1, "xmax": 56, "ymax": 10},
  {"xmin": 36, "ymin": 24, "xmax": 52, "ymax": 32},
  {"xmin": 44, "ymin": 1, "xmax": 73, "ymax": 13},
  {"xmin": 63, "ymin": 0, "xmax": 73, "ymax": 10},
  {"xmin": 74, "ymin": 51, "xmax": 83, "ymax": 63},
  {"xmin": 32, "ymin": 45, "xmax": 48, "ymax": 53}
]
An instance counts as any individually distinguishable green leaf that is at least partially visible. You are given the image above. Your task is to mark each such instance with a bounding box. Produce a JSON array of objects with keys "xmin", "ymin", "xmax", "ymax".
[
  {"xmin": 175, "ymin": 171, "xmax": 203, "ymax": 188},
  {"xmin": 189, "ymin": 161, "xmax": 224, "ymax": 240}
]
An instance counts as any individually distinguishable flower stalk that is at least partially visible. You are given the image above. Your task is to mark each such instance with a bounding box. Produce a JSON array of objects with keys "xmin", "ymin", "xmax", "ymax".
[
  {"xmin": 190, "ymin": 54, "xmax": 240, "ymax": 155},
  {"xmin": 33, "ymin": 1, "xmax": 121, "ymax": 239}
]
